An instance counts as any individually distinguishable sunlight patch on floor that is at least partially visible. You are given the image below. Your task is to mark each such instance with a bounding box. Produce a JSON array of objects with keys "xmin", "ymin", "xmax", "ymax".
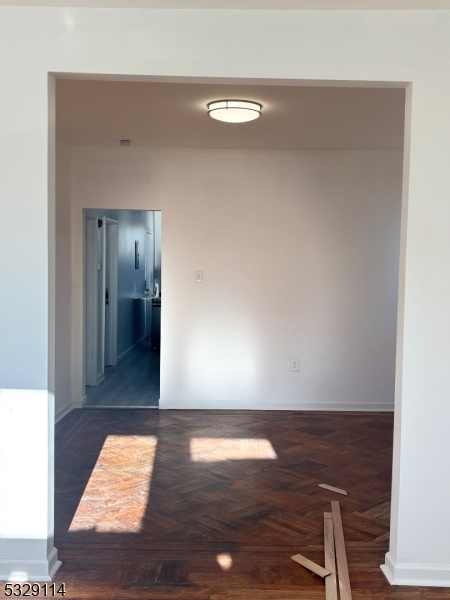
[
  {"xmin": 190, "ymin": 437, "xmax": 277, "ymax": 462},
  {"xmin": 216, "ymin": 553, "xmax": 233, "ymax": 571},
  {"xmin": 69, "ymin": 435, "xmax": 157, "ymax": 533}
]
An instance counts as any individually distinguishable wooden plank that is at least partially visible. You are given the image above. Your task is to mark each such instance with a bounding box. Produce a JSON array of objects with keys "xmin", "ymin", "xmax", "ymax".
[
  {"xmin": 331, "ymin": 501, "xmax": 352, "ymax": 600},
  {"xmin": 324, "ymin": 512, "xmax": 333, "ymax": 519},
  {"xmin": 375, "ymin": 531, "xmax": 390, "ymax": 543},
  {"xmin": 291, "ymin": 553, "xmax": 331, "ymax": 578},
  {"xmin": 319, "ymin": 483, "xmax": 348, "ymax": 496},
  {"xmin": 324, "ymin": 513, "xmax": 338, "ymax": 600}
]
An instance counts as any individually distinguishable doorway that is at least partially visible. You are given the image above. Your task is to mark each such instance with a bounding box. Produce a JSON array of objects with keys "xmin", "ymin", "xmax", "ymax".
[
  {"xmin": 84, "ymin": 209, "xmax": 161, "ymax": 408},
  {"xmin": 53, "ymin": 76, "xmax": 409, "ymax": 589}
]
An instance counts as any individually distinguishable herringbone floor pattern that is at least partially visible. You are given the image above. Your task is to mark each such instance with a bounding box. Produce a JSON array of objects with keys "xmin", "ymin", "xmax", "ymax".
[{"xmin": 46, "ymin": 409, "xmax": 450, "ymax": 599}]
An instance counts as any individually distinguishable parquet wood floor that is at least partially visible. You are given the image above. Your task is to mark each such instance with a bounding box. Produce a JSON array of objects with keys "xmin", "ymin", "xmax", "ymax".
[{"xmin": 34, "ymin": 409, "xmax": 450, "ymax": 598}]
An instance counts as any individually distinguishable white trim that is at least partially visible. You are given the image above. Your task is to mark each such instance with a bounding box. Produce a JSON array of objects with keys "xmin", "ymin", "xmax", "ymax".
[
  {"xmin": 159, "ymin": 400, "xmax": 394, "ymax": 411},
  {"xmin": 85, "ymin": 216, "xmax": 107, "ymax": 387},
  {"xmin": 55, "ymin": 401, "xmax": 74, "ymax": 423},
  {"xmin": 85, "ymin": 217, "xmax": 99, "ymax": 386},
  {"xmin": 0, "ymin": 547, "xmax": 61, "ymax": 583},
  {"xmin": 381, "ymin": 552, "xmax": 450, "ymax": 587},
  {"xmin": 117, "ymin": 336, "xmax": 145, "ymax": 364},
  {"xmin": 72, "ymin": 395, "xmax": 87, "ymax": 409},
  {"xmin": 99, "ymin": 217, "xmax": 106, "ymax": 378},
  {"xmin": 2, "ymin": 0, "xmax": 450, "ymax": 9}
]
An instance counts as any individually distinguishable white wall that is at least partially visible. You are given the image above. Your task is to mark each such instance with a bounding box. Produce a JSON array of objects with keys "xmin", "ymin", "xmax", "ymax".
[
  {"xmin": 72, "ymin": 147, "xmax": 402, "ymax": 410},
  {"xmin": 55, "ymin": 138, "xmax": 72, "ymax": 422},
  {"xmin": 2, "ymin": 5, "xmax": 450, "ymax": 586}
]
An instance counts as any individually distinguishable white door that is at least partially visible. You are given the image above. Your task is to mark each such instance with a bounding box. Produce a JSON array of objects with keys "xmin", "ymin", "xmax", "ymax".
[{"xmin": 85, "ymin": 217, "xmax": 106, "ymax": 386}]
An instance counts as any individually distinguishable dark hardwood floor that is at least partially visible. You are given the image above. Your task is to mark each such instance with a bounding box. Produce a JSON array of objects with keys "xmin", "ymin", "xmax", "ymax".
[{"xmin": 48, "ymin": 409, "xmax": 450, "ymax": 599}]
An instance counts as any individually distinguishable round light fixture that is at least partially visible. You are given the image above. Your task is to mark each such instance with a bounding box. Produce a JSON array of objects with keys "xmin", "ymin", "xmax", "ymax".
[{"xmin": 207, "ymin": 99, "xmax": 262, "ymax": 123}]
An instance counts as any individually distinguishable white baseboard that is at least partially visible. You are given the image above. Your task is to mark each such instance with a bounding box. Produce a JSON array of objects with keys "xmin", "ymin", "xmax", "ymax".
[
  {"xmin": 71, "ymin": 396, "xmax": 87, "ymax": 410},
  {"xmin": 159, "ymin": 400, "xmax": 394, "ymax": 411},
  {"xmin": 117, "ymin": 336, "xmax": 145, "ymax": 364},
  {"xmin": 381, "ymin": 552, "xmax": 450, "ymax": 587},
  {"xmin": 55, "ymin": 401, "xmax": 74, "ymax": 424},
  {"xmin": 0, "ymin": 547, "xmax": 61, "ymax": 583},
  {"xmin": 55, "ymin": 395, "xmax": 90, "ymax": 422}
]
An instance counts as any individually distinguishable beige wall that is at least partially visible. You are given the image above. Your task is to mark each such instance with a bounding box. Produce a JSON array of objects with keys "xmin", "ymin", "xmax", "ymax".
[{"xmin": 71, "ymin": 147, "xmax": 402, "ymax": 410}]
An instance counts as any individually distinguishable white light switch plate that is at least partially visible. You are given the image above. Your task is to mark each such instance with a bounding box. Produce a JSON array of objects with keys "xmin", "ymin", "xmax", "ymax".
[{"xmin": 196, "ymin": 270, "xmax": 203, "ymax": 283}]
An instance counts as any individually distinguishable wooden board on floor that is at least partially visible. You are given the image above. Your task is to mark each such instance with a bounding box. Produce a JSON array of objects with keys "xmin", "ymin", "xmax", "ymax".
[
  {"xmin": 331, "ymin": 501, "xmax": 352, "ymax": 600},
  {"xmin": 291, "ymin": 553, "xmax": 331, "ymax": 578},
  {"xmin": 319, "ymin": 483, "xmax": 347, "ymax": 496},
  {"xmin": 324, "ymin": 512, "xmax": 338, "ymax": 600}
]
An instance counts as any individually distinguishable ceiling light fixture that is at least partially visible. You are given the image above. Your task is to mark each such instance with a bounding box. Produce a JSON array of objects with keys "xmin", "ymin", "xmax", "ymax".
[{"xmin": 207, "ymin": 99, "xmax": 262, "ymax": 123}]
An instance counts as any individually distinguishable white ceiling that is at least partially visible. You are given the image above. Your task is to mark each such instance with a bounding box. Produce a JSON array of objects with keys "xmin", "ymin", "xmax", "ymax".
[
  {"xmin": 56, "ymin": 79, "xmax": 405, "ymax": 151},
  {"xmin": 3, "ymin": 0, "xmax": 450, "ymax": 8}
]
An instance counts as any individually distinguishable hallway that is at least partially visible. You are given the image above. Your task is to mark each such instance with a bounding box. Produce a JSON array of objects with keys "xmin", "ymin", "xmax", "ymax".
[
  {"xmin": 85, "ymin": 339, "xmax": 159, "ymax": 407},
  {"xmin": 52, "ymin": 408, "xmax": 447, "ymax": 598}
]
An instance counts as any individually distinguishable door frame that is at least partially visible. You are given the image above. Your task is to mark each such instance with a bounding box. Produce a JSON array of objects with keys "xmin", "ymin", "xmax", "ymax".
[
  {"xmin": 85, "ymin": 216, "xmax": 102, "ymax": 387},
  {"xmin": 84, "ymin": 215, "xmax": 119, "ymax": 388}
]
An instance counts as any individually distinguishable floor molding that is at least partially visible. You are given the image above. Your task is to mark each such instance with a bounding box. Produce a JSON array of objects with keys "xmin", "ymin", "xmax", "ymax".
[
  {"xmin": 117, "ymin": 336, "xmax": 145, "ymax": 364},
  {"xmin": 55, "ymin": 401, "xmax": 74, "ymax": 424},
  {"xmin": 381, "ymin": 552, "xmax": 450, "ymax": 587},
  {"xmin": 0, "ymin": 547, "xmax": 61, "ymax": 583},
  {"xmin": 160, "ymin": 400, "xmax": 394, "ymax": 412},
  {"xmin": 72, "ymin": 396, "xmax": 87, "ymax": 409}
]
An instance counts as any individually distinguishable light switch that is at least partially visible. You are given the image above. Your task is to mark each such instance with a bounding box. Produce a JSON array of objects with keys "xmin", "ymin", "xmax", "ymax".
[{"xmin": 196, "ymin": 271, "xmax": 203, "ymax": 283}]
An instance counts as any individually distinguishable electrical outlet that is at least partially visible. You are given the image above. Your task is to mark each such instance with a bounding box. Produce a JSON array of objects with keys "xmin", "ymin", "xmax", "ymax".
[{"xmin": 290, "ymin": 357, "xmax": 299, "ymax": 372}]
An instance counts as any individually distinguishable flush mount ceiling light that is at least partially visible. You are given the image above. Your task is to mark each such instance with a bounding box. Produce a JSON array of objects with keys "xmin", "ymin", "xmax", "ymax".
[{"xmin": 207, "ymin": 99, "xmax": 262, "ymax": 123}]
